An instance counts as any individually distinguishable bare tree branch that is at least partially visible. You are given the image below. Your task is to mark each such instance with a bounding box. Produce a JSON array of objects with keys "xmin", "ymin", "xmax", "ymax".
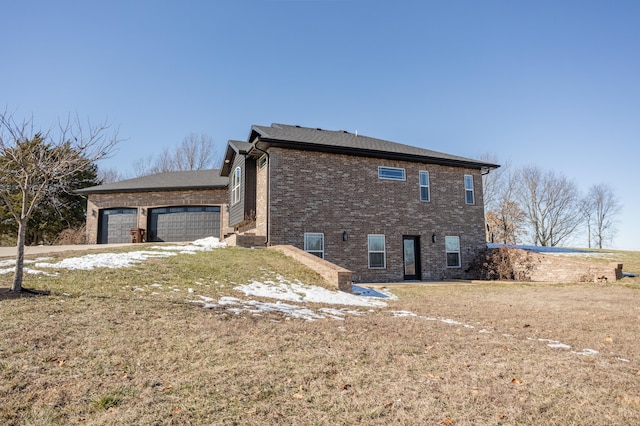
[{"xmin": 0, "ymin": 109, "xmax": 119, "ymax": 291}]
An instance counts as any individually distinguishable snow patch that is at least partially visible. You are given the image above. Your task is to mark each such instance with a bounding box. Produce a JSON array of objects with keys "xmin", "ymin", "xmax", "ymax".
[{"xmin": 234, "ymin": 274, "xmax": 388, "ymax": 308}]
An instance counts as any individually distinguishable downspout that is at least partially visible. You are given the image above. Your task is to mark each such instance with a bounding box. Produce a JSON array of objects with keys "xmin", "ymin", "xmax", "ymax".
[{"xmin": 253, "ymin": 142, "xmax": 270, "ymax": 246}]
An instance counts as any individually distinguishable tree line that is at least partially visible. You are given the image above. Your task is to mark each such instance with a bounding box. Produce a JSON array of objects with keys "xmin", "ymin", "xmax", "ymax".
[{"xmin": 482, "ymin": 155, "xmax": 621, "ymax": 249}]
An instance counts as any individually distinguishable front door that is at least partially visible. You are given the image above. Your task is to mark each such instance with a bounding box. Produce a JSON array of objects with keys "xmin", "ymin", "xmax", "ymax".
[{"xmin": 403, "ymin": 236, "xmax": 421, "ymax": 280}]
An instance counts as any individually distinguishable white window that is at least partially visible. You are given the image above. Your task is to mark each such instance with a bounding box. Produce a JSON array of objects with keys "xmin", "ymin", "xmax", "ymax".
[
  {"xmin": 464, "ymin": 175, "xmax": 475, "ymax": 205},
  {"xmin": 378, "ymin": 166, "xmax": 406, "ymax": 181},
  {"xmin": 231, "ymin": 167, "xmax": 241, "ymax": 205},
  {"xmin": 445, "ymin": 236, "xmax": 461, "ymax": 268},
  {"xmin": 368, "ymin": 234, "xmax": 386, "ymax": 269},
  {"xmin": 419, "ymin": 171, "xmax": 430, "ymax": 202},
  {"xmin": 304, "ymin": 233, "xmax": 324, "ymax": 259}
]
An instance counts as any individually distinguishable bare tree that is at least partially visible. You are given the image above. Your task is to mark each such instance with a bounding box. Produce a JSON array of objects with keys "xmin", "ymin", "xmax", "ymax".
[
  {"xmin": 517, "ymin": 166, "xmax": 582, "ymax": 247},
  {"xmin": 0, "ymin": 111, "xmax": 119, "ymax": 292},
  {"xmin": 579, "ymin": 196, "xmax": 595, "ymax": 248},
  {"xmin": 175, "ymin": 133, "xmax": 218, "ymax": 170},
  {"xmin": 582, "ymin": 183, "xmax": 621, "ymax": 249},
  {"xmin": 97, "ymin": 167, "xmax": 124, "ymax": 184},
  {"xmin": 133, "ymin": 132, "xmax": 218, "ymax": 176},
  {"xmin": 481, "ymin": 154, "xmax": 525, "ymax": 244},
  {"xmin": 486, "ymin": 171, "xmax": 526, "ymax": 244},
  {"xmin": 480, "ymin": 153, "xmax": 506, "ymax": 214}
]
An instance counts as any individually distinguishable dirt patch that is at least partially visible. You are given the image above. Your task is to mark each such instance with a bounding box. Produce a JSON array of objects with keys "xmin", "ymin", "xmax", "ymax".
[{"xmin": 0, "ymin": 287, "xmax": 50, "ymax": 301}]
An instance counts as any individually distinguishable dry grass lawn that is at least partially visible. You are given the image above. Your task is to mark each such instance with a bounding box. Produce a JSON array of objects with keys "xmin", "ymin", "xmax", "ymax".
[{"xmin": 0, "ymin": 246, "xmax": 639, "ymax": 425}]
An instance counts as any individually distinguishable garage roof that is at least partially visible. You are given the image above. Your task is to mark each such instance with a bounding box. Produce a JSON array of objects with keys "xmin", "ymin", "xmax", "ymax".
[{"xmin": 77, "ymin": 169, "xmax": 228, "ymax": 194}]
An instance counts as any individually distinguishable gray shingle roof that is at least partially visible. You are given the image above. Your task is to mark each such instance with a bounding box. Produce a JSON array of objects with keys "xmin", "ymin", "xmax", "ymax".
[
  {"xmin": 76, "ymin": 169, "xmax": 228, "ymax": 194},
  {"xmin": 220, "ymin": 140, "xmax": 254, "ymax": 176},
  {"xmin": 250, "ymin": 123, "xmax": 498, "ymax": 169}
]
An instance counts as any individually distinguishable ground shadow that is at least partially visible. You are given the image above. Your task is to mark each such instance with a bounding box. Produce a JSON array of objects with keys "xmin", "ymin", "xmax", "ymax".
[{"xmin": 0, "ymin": 287, "xmax": 50, "ymax": 301}]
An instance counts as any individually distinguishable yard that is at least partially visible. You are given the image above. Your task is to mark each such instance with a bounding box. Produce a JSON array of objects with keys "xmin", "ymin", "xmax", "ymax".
[{"xmin": 1, "ymin": 242, "xmax": 639, "ymax": 425}]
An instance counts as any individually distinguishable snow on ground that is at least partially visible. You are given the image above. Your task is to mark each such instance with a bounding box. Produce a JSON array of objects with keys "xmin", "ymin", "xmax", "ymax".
[
  {"xmin": 36, "ymin": 250, "xmax": 177, "ymax": 270},
  {"xmin": 487, "ymin": 243, "xmax": 592, "ymax": 254},
  {"xmin": 188, "ymin": 273, "xmax": 391, "ymax": 321},
  {"xmin": 0, "ymin": 237, "xmax": 228, "ymax": 273},
  {"xmin": 151, "ymin": 236, "xmax": 228, "ymax": 253},
  {"xmin": 235, "ymin": 275, "xmax": 389, "ymax": 307}
]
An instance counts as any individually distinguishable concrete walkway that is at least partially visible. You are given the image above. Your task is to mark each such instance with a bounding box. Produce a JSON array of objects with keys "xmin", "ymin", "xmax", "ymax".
[{"xmin": 0, "ymin": 243, "xmax": 137, "ymax": 259}]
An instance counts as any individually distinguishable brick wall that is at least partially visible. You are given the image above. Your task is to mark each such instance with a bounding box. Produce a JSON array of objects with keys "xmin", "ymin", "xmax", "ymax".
[
  {"xmin": 269, "ymin": 245, "xmax": 353, "ymax": 292},
  {"xmin": 265, "ymin": 147, "xmax": 487, "ymax": 283},
  {"xmin": 85, "ymin": 188, "xmax": 230, "ymax": 243},
  {"xmin": 255, "ymin": 158, "xmax": 268, "ymax": 237},
  {"xmin": 524, "ymin": 251, "xmax": 623, "ymax": 283}
]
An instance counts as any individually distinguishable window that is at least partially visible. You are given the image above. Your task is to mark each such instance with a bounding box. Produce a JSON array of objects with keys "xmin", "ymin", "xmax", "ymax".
[
  {"xmin": 231, "ymin": 167, "xmax": 241, "ymax": 205},
  {"xmin": 368, "ymin": 234, "xmax": 386, "ymax": 269},
  {"xmin": 378, "ymin": 166, "xmax": 406, "ymax": 181},
  {"xmin": 419, "ymin": 171, "xmax": 430, "ymax": 202},
  {"xmin": 464, "ymin": 175, "xmax": 475, "ymax": 205},
  {"xmin": 445, "ymin": 236, "xmax": 461, "ymax": 268},
  {"xmin": 304, "ymin": 233, "xmax": 324, "ymax": 259},
  {"xmin": 258, "ymin": 154, "xmax": 267, "ymax": 169}
]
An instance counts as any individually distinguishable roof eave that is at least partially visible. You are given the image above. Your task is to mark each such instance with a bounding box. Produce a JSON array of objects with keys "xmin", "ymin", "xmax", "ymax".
[
  {"xmin": 257, "ymin": 138, "xmax": 499, "ymax": 170},
  {"xmin": 76, "ymin": 184, "xmax": 227, "ymax": 195}
]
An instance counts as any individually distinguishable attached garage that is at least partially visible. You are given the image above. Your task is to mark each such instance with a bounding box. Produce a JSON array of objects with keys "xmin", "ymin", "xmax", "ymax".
[
  {"xmin": 77, "ymin": 170, "xmax": 230, "ymax": 245},
  {"xmin": 98, "ymin": 208, "xmax": 138, "ymax": 244},
  {"xmin": 148, "ymin": 206, "xmax": 221, "ymax": 242}
]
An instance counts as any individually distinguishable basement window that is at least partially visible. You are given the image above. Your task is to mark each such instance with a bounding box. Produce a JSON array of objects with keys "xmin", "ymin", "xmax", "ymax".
[
  {"xmin": 304, "ymin": 233, "xmax": 324, "ymax": 259},
  {"xmin": 378, "ymin": 166, "xmax": 406, "ymax": 181}
]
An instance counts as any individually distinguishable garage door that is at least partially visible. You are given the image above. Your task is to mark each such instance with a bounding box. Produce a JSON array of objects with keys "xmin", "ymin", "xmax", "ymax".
[
  {"xmin": 98, "ymin": 208, "xmax": 138, "ymax": 244},
  {"xmin": 148, "ymin": 206, "xmax": 220, "ymax": 242}
]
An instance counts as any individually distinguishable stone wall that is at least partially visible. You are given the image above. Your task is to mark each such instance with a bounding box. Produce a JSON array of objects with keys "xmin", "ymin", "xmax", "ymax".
[
  {"xmin": 269, "ymin": 245, "xmax": 353, "ymax": 292},
  {"xmin": 525, "ymin": 251, "xmax": 623, "ymax": 283}
]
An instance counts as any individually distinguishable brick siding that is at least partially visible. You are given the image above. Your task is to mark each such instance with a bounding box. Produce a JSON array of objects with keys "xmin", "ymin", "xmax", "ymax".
[
  {"xmin": 85, "ymin": 188, "xmax": 230, "ymax": 244},
  {"xmin": 262, "ymin": 147, "xmax": 487, "ymax": 283}
]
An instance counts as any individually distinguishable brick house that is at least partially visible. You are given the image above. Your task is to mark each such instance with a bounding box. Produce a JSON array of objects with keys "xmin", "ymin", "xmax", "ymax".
[
  {"xmin": 221, "ymin": 123, "xmax": 499, "ymax": 283},
  {"xmin": 77, "ymin": 170, "xmax": 230, "ymax": 244}
]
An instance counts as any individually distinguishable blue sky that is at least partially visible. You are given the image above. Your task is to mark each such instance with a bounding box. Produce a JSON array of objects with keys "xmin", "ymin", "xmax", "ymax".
[{"xmin": 2, "ymin": 1, "xmax": 639, "ymax": 250}]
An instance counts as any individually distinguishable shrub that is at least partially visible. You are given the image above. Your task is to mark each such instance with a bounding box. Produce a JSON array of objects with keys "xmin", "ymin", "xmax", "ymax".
[
  {"xmin": 469, "ymin": 247, "xmax": 538, "ymax": 281},
  {"xmin": 54, "ymin": 226, "xmax": 87, "ymax": 245}
]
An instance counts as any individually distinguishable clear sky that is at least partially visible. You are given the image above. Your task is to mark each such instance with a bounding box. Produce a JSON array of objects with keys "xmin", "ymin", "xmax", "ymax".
[{"xmin": 2, "ymin": 1, "xmax": 639, "ymax": 250}]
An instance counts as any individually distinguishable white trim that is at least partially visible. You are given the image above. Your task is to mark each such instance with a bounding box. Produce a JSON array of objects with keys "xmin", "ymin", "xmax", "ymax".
[
  {"xmin": 304, "ymin": 232, "xmax": 324, "ymax": 259},
  {"xmin": 419, "ymin": 170, "xmax": 430, "ymax": 202},
  {"xmin": 368, "ymin": 234, "xmax": 386, "ymax": 269},
  {"xmin": 378, "ymin": 166, "xmax": 406, "ymax": 181}
]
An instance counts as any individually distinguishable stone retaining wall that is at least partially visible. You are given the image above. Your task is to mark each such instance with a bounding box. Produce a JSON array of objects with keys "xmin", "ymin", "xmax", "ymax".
[
  {"xmin": 499, "ymin": 248, "xmax": 624, "ymax": 283},
  {"xmin": 269, "ymin": 245, "xmax": 353, "ymax": 292}
]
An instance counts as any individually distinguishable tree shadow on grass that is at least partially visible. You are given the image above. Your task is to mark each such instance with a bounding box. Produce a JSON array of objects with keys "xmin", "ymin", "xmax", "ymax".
[{"xmin": 0, "ymin": 287, "xmax": 50, "ymax": 301}]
